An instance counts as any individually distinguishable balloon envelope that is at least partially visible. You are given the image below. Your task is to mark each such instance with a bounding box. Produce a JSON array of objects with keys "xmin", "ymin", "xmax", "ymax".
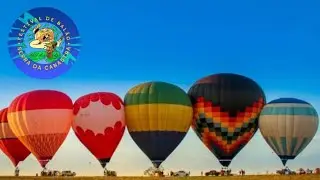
[
  {"xmin": 0, "ymin": 108, "xmax": 30, "ymax": 167},
  {"xmin": 124, "ymin": 81, "xmax": 193, "ymax": 168},
  {"xmin": 7, "ymin": 90, "xmax": 74, "ymax": 168},
  {"xmin": 259, "ymin": 98, "xmax": 319, "ymax": 166},
  {"xmin": 188, "ymin": 73, "xmax": 266, "ymax": 167},
  {"xmin": 73, "ymin": 92, "xmax": 126, "ymax": 168}
]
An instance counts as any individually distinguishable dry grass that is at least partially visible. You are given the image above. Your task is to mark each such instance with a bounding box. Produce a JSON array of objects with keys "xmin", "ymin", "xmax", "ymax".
[{"xmin": 0, "ymin": 175, "xmax": 319, "ymax": 180}]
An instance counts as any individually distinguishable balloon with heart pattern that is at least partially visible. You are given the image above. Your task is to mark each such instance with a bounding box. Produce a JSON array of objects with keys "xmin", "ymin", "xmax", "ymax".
[{"xmin": 72, "ymin": 92, "xmax": 126, "ymax": 169}]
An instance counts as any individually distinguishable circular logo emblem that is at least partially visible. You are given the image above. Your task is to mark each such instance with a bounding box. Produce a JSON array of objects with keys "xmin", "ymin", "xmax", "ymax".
[{"xmin": 8, "ymin": 7, "xmax": 81, "ymax": 79}]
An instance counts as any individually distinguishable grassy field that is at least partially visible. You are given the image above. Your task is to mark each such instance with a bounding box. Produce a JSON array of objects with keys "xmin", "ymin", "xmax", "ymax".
[{"xmin": 0, "ymin": 175, "xmax": 319, "ymax": 180}]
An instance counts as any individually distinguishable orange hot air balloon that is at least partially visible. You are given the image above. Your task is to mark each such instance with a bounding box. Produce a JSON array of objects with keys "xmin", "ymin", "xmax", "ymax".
[
  {"xmin": 7, "ymin": 90, "xmax": 74, "ymax": 168},
  {"xmin": 0, "ymin": 108, "xmax": 31, "ymax": 167}
]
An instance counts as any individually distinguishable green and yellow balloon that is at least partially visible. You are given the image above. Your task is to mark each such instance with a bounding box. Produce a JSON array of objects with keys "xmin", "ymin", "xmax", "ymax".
[{"xmin": 124, "ymin": 81, "xmax": 193, "ymax": 168}]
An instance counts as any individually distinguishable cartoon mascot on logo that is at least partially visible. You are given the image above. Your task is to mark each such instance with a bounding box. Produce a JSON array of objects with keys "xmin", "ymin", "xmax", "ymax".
[{"xmin": 29, "ymin": 24, "xmax": 64, "ymax": 58}]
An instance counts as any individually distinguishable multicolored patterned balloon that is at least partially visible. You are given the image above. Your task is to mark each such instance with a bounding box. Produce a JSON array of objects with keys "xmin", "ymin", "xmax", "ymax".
[{"xmin": 188, "ymin": 73, "xmax": 266, "ymax": 167}]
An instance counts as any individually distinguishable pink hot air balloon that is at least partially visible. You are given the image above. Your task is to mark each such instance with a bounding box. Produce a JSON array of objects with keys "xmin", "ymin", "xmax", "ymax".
[{"xmin": 72, "ymin": 92, "xmax": 125, "ymax": 169}]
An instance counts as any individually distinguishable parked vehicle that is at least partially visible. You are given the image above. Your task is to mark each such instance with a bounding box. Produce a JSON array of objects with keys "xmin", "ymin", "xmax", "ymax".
[
  {"xmin": 172, "ymin": 170, "xmax": 190, "ymax": 177},
  {"xmin": 205, "ymin": 170, "xmax": 220, "ymax": 176},
  {"xmin": 61, "ymin": 170, "xmax": 76, "ymax": 176},
  {"xmin": 104, "ymin": 169, "xmax": 117, "ymax": 176}
]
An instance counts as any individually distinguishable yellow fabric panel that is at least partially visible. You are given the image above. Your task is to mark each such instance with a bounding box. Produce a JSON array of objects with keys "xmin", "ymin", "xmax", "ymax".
[
  {"xmin": 125, "ymin": 104, "xmax": 193, "ymax": 132},
  {"xmin": 127, "ymin": 82, "xmax": 152, "ymax": 94}
]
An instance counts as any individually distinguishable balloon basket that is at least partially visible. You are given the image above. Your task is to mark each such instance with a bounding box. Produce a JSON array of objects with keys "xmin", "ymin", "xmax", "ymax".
[
  {"xmin": 104, "ymin": 168, "xmax": 117, "ymax": 177},
  {"xmin": 144, "ymin": 166, "xmax": 165, "ymax": 177}
]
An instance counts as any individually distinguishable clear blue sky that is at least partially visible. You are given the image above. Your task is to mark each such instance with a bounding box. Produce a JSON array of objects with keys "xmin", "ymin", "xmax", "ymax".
[{"xmin": 0, "ymin": 0, "xmax": 319, "ymax": 176}]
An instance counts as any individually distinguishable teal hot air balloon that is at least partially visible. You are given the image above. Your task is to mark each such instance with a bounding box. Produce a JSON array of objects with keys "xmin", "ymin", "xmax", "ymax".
[{"xmin": 259, "ymin": 98, "xmax": 319, "ymax": 166}]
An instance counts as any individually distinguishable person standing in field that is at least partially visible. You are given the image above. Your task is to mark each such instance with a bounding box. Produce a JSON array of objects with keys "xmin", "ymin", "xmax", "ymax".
[{"xmin": 15, "ymin": 167, "xmax": 19, "ymax": 176}]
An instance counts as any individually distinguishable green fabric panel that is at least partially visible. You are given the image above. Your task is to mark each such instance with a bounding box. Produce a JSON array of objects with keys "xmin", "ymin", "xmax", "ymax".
[
  {"xmin": 261, "ymin": 106, "xmax": 317, "ymax": 116},
  {"xmin": 125, "ymin": 81, "xmax": 191, "ymax": 106},
  {"xmin": 270, "ymin": 137, "xmax": 281, "ymax": 155},
  {"xmin": 265, "ymin": 137, "xmax": 278, "ymax": 154},
  {"xmin": 290, "ymin": 137, "xmax": 298, "ymax": 156},
  {"xmin": 280, "ymin": 137, "xmax": 287, "ymax": 155},
  {"xmin": 295, "ymin": 137, "xmax": 310, "ymax": 155}
]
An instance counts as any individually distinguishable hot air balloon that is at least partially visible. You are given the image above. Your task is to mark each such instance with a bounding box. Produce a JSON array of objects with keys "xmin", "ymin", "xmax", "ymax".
[
  {"xmin": 72, "ymin": 92, "xmax": 125, "ymax": 170},
  {"xmin": 188, "ymin": 73, "xmax": 266, "ymax": 167},
  {"xmin": 7, "ymin": 90, "xmax": 74, "ymax": 168},
  {"xmin": 259, "ymin": 98, "xmax": 319, "ymax": 166},
  {"xmin": 0, "ymin": 108, "xmax": 31, "ymax": 168},
  {"xmin": 124, "ymin": 81, "xmax": 193, "ymax": 168}
]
